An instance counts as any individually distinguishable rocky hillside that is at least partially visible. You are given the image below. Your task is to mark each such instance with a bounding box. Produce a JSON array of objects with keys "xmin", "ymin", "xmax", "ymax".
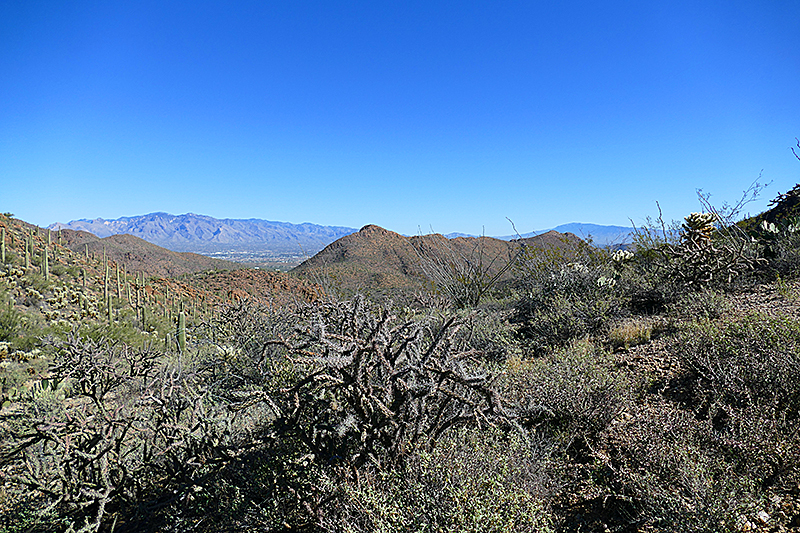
[
  {"xmin": 292, "ymin": 224, "xmax": 582, "ymax": 297},
  {"xmin": 50, "ymin": 212, "xmax": 358, "ymax": 254}
]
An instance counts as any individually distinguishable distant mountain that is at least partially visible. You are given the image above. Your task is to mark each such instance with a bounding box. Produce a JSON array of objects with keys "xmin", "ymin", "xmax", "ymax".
[
  {"xmin": 499, "ymin": 223, "xmax": 635, "ymax": 246},
  {"xmin": 50, "ymin": 213, "xmax": 358, "ymax": 254}
]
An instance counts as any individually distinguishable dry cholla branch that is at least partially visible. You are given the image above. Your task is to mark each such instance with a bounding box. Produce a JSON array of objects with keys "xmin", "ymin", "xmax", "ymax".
[
  {"xmin": 0, "ymin": 336, "xmax": 239, "ymax": 532},
  {"xmin": 246, "ymin": 296, "xmax": 518, "ymax": 470}
]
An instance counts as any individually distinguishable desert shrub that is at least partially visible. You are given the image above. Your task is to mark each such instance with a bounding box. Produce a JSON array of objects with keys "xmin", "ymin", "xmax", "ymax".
[
  {"xmin": 512, "ymin": 259, "xmax": 627, "ymax": 353},
  {"xmin": 324, "ymin": 426, "xmax": 555, "ymax": 533},
  {"xmin": 415, "ymin": 235, "xmax": 520, "ymax": 309},
  {"xmin": 674, "ymin": 314, "xmax": 800, "ymax": 486},
  {"xmin": 455, "ymin": 307, "xmax": 520, "ymax": 363},
  {"xmin": 668, "ymin": 288, "xmax": 729, "ymax": 320},
  {"xmin": 607, "ymin": 318, "xmax": 654, "ymax": 351},
  {"xmin": 753, "ymin": 218, "xmax": 800, "ymax": 280},
  {"xmin": 0, "ymin": 301, "xmax": 21, "ymax": 343},
  {"xmin": 50, "ymin": 264, "xmax": 80, "ymax": 279},
  {"xmin": 1, "ymin": 250, "xmax": 17, "ymax": 265},
  {"xmin": 502, "ymin": 341, "xmax": 631, "ymax": 457},
  {"xmin": 606, "ymin": 406, "xmax": 761, "ymax": 532},
  {"xmin": 678, "ymin": 314, "xmax": 800, "ymax": 422}
]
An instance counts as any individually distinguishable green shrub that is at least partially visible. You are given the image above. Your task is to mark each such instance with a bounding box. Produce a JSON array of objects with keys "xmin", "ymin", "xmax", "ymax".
[
  {"xmin": 607, "ymin": 406, "xmax": 761, "ymax": 532},
  {"xmin": 674, "ymin": 314, "xmax": 800, "ymax": 487},
  {"xmin": 502, "ymin": 341, "xmax": 631, "ymax": 455},
  {"xmin": 678, "ymin": 314, "xmax": 800, "ymax": 422},
  {"xmin": 669, "ymin": 289, "xmax": 729, "ymax": 320},
  {"xmin": 324, "ymin": 427, "xmax": 555, "ymax": 533},
  {"xmin": 512, "ymin": 261, "xmax": 627, "ymax": 353}
]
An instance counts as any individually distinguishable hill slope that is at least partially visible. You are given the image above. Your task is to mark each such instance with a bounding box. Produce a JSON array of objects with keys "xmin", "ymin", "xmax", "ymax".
[
  {"xmin": 57, "ymin": 229, "xmax": 240, "ymax": 278},
  {"xmin": 292, "ymin": 224, "xmax": 581, "ymax": 297}
]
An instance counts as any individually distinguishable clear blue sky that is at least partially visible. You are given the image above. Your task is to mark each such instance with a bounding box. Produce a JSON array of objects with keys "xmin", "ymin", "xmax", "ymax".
[{"xmin": 2, "ymin": 1, "xmax": 799, "ymax": 236}]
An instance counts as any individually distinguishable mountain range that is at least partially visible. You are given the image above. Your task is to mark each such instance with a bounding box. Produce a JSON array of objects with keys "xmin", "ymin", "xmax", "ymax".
[
  {"xmin": 50, "ymin": 213, "xmax": 358, "ymax": 254},
  {"xmin": 50, "ymin": 213, "xmax": 635, "ymax": 256},
  {"xmin": 507, "ymin": 223, "xmax": 635, "ymax": 245}
]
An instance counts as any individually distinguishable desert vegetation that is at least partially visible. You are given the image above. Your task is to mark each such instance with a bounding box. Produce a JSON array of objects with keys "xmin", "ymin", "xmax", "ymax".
[{"xmin": 2, "ymin": 177, "xmax": 800, "ymax": 532}]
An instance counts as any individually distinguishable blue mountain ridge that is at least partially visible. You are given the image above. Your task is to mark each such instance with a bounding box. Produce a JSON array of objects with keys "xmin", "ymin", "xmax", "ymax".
[{"xmin": 50, "ymin": 213, "xmax": 636, "ymax": 254}]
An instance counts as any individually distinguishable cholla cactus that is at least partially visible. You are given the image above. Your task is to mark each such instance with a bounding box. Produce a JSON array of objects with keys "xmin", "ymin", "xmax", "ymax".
[
  {"xmin": 682, "ymin": 212, "xmax": 717, "ymax": 244},
  {"xmin": 611, "ymin": 249, "xmax": 634, "ymax": 263},
  {"xmin": 668, "ymin": 211, "xmax": 762, "ymax": 287}
]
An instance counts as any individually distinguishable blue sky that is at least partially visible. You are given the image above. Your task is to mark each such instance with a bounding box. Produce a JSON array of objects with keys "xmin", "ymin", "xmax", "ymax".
[{"xmin": 2, "ymin": 1, "xmax": 799, "ymax": 236}]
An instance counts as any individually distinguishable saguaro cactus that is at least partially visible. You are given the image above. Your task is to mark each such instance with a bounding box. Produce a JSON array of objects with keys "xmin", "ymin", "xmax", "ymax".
[
  {"xmin": 177, "ymin": 310, "xmax": 187, "ymax": 354},
  {"xmin": 103, "ymin": 255, "xmax": 109, "ymax": 304},
  {"xmin": 116, "ymin": 264, "xmax": 121, "ymax": 299},
  {"xmin": 1, "ymin": 227, "xmax": 5, "ymax": 264},
  {"xmin": 43, "ymin": 247, "xmax": 49, "ymax": 281}
]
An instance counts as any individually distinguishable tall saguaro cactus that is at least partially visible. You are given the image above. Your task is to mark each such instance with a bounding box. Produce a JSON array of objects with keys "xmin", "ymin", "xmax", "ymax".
[
  {"xmin": 116, "ymin": 264, "xmax": 121, "ymax": 299},
  {"xmin": 1, "ymin": 227, "xmax": 5, "ymax": 264},
  {"xmin": 177, "ymin": 310, "xmax": 187, "ymax": 354}
]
